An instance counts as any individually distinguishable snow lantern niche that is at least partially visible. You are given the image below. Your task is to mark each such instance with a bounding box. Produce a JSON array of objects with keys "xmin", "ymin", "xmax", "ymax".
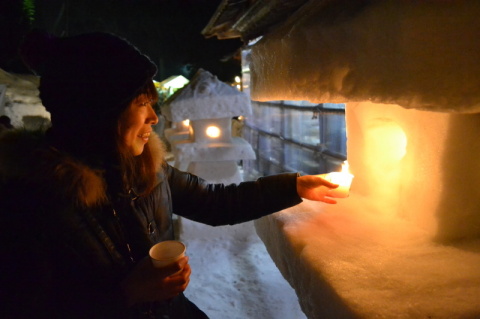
[
  {"xmin": 239, "ymin": 1, "xmax": 480, "ymax": 318},
  {"xmin": 161, "ymin": 69, "xmax": 255, "ymax": 184}
]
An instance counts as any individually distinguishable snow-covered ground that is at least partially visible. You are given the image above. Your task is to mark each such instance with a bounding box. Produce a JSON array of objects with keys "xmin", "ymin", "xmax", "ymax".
[{"xmin": 180, "ymin": 218, "xmax": 306, "ymax": 319}]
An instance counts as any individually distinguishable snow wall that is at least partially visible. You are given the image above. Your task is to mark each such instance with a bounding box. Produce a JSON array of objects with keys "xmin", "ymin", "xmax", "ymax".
[
  {"xmin": 251, "ymin": 0, "xmax": 480, "ymax": 241},
  {"xmin": 251, "ymin": 0, "xmax": 480, "ymax": 113},
  {"xmin": 251, "ymin": 1, "xmax": 480, "ymax": 318}
]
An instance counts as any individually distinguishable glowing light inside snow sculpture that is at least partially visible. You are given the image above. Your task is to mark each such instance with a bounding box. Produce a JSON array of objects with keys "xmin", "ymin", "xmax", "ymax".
[
  {"xmin": 319, "ymin": 118, "xmax": 407, "ymax": 198},
  {"xmin": 205, "ymin": 125, "xmax": 221, "ymax": 138},
  {"xmin": 364, "ymin": 119, "xmax": 407, "ymax": 171},
  {"xmin": 355, "ymin": 117, "xmax": 409, "ymax": 209}
]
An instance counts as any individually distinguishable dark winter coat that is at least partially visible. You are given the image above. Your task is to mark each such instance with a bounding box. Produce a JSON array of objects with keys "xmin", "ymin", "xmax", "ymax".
[{"xmin": 0, "ymin": 130, "xmax": 302, "ymax": 319}]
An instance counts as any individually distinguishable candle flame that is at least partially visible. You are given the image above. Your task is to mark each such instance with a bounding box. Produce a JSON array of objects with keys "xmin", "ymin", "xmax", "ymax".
[
  {"xmin": 341, "ymin": 161, "xmax": 350, "ymax": 174},
  {"xmin": 324, "ymin": 160, "xmax": 354, "ymax": 198},
  {"xmin": 206, "ymin": 125, "xmax": 221, "ymax": 138}
]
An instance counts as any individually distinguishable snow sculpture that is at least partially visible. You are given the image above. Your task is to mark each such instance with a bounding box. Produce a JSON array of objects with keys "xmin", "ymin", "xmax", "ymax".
[
  {"xmin": 249, "ymin": 1, "xmax": 480, "ymax": 318},
  {"xmin": 0, "ymin": 69, "xmax": 48, "ymax": 127},
  {"xmin": 161, "ymin": 69, "xmax": 255, "ymax": 184},
  {"xmin": 250, "ymin": 1, "xmax": 480, "ymax": 113}
]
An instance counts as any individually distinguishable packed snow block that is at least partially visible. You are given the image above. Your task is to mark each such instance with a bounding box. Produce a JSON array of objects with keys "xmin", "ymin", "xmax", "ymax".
[
  {"xmin": 174, "ymin": 137, "xmax": 256, "ymax": 164},
  {"xmin": 187, "ymin": 161, "xmax": 243, "ymax": 185},
  {"xmin": 255, "ymin": 199, "xmax": 480, "ymax": 319},
  {"xmin": 255, "ymin": 101, "xmax": 480, "ymax": 318},
  {"xmin": 347, "ymin": 101, "xmax": 480, "ymax": 242},
  {"xmin": 172, "ymin": 137, "xmax": 256, "ymax": 184},
  {"xmin": 250, "ymin": 0, "xmax": 480, "ymax": 113}
]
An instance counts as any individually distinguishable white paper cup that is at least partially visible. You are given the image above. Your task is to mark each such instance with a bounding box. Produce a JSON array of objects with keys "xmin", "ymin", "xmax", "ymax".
[{"xmin": 149, "ymin": 240, "xmax": 186, "ymax": 268}]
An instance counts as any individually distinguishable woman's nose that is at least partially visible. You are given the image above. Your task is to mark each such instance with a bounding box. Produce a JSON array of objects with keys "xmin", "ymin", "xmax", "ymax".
[{"xmin": 148, "ymin": 105, "xmax": 159, "ymax": 125}]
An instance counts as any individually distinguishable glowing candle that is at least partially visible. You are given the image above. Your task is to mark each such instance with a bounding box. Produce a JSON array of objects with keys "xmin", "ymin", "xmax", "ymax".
[
  {"xmin": 324, "ymin": 161, "xmax": 354, "ymax": 198},
  {"xmin": 206, "ymin": 125, "xmax": 221, "ymax": 138}
]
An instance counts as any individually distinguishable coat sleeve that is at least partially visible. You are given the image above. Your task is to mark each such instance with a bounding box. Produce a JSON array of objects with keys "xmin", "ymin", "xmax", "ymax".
[{"xmin": 166, "ymin": 165, "xmax": 303, "ymax": 226}]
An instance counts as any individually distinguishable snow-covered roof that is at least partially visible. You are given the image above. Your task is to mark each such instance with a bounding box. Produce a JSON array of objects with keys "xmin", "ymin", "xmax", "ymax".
[
  {"xmin": 0, "ymin": 68, "xmax": 48, "ymax": 126},
  {"xmin": 0, "ymin": 68, "xmax": 40, "ymax": 105},
  {"xmin": 161, "ymin": 68, "xmax": 251, "ymax": 122},
  {"xmin": 249, "ymin": 1, "xmax": 480, "ymax": 113},
  {"xmin": 157, "ymin": 75, "xmax": 189, "ymax": 89},
  {"xmin": 204, "ymin": 0, "xmax": 480, "ymax": 113}
]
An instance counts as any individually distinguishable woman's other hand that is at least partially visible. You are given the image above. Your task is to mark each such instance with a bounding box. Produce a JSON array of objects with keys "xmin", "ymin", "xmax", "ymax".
[
  {"xmin": 120, "ymin": 255, "xmax": 191, "ymax": 307},
  {"xmin": 296, "ymin": 175, "xmax": 339, "ymax": 204}
]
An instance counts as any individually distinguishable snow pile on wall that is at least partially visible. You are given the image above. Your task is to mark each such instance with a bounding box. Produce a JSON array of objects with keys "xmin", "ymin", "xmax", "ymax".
[
  {"xmin": 250, "ymin": 1, "xmax": 480, "ymax": 317},
  {"xmin": 0, "ymin": 69, "xmax": 49, "ymax": 127},
  {"xmin": 161, "ymin": 69, "xmax": 252, "ymax": 122},
  {"xmin": 250, "ymin": 0, "xmax": 480, "ymax": 113},
  {"xmin": 255, "ymin": 198, "xmax": 480, "ymax": 319}
]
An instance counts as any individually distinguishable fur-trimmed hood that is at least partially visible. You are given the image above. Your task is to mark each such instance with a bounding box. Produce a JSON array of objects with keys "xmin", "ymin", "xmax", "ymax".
[{"xmin": 0, "ymin": 129, "xmax": 166, "ymax": 208}]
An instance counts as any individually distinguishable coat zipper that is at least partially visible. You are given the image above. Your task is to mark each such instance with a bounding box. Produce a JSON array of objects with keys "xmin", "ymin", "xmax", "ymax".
[{"xmin": 112, "ymin": 208, "xmax": 135, "ymax": 264}]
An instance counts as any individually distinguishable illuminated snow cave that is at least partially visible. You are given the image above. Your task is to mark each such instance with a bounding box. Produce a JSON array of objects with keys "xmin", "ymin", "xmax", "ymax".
[{"xmin": 249, "ymin": 1, "xmax": 480, "ymax": 318}]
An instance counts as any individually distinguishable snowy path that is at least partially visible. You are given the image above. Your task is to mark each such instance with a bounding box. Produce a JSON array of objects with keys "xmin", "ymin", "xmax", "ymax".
[{"xmin": 179, "ymin": 217, "xmax": 307, "ymax": 319}]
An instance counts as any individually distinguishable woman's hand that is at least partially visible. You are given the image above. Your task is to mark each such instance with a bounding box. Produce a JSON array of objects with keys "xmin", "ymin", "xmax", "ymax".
[
  {"xmin": 296, "ymin": 175, "xmax": 339, "ymax": 204},
  {"xmin": 120, "ymin": 255, "xmax": 191, "ymax": 307}
]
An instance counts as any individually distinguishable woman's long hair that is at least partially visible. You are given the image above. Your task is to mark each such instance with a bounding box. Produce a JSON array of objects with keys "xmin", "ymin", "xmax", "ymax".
[
  {"xmin": 115, "ymin": 81, "xmax": 160, "ymax": 197},
  {"xmin": 47, "ymin": 80, "xmax": 161, "ymax": 198}
]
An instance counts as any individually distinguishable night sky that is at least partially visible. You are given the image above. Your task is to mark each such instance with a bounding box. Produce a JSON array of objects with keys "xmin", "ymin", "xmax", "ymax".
[{"xmin": 0, "ymin": 0, "xmax": 243, "ymax": 82}]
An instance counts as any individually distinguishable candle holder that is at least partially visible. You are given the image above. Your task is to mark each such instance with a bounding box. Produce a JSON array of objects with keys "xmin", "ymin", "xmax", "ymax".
[
  {"xmin": 321, "ymin": 161, "xmax": 354, "ymax": 198},
  {"xmin": 323, "ymin": 171, "xmax": 354, "ymax": 198}
]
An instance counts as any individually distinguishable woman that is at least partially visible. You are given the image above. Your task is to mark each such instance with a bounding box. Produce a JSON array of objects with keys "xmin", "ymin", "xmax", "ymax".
[{"xmin": 0, "ymin": 31, "xmax": 339, "ymax": 318}]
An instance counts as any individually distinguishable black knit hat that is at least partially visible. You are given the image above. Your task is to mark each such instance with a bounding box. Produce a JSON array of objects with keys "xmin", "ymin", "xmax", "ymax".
[{"xmin": 20, "ymin": 30, "xmax": 157, "ymax": 129}]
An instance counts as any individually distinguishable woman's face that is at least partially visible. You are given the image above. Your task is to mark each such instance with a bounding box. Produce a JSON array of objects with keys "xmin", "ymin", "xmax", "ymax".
[{"xmin": 118, "ymin": 93, "xmax": 159, "ymax": 156}]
